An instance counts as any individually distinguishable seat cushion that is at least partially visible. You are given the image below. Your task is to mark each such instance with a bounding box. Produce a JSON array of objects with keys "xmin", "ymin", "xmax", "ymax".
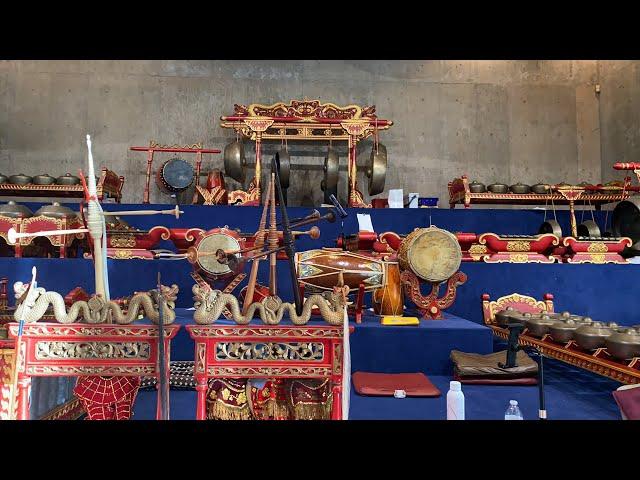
[
  {"xmin": 612, "ymin": 384, "xmax": 640, "ymax": 420},
  {"xmin": 352, "ymin": 372, "xmax": 441, "ymax": 397},
  {"xmin": 450, "ymin": 350, "xmax": 538, "ymax": 378},
  {"xmin": 454, "ymin": 373, "xmax": 538, "ymax": 385}
]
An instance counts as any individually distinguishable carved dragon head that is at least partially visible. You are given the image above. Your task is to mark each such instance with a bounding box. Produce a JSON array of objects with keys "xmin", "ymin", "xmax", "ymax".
[{"xmin": 323, "ymin": 285, "xmax": 350, "ymax": 311}]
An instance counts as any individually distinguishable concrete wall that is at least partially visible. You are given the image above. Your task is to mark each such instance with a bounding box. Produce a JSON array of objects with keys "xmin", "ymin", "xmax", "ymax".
[
  {"xmin": 0, "ymin": 60, "xmax": 628, "ymax": 206},
  {"xmin": 599, "ymin": 61, "xmax": 640, "ymax": 183}
]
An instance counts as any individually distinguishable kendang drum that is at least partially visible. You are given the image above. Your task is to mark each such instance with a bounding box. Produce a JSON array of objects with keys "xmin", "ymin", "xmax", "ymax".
[
  {"xmin": 295, "ymin": 248, "xmax": 385, "ymax": 292},
  {"xmin": 156, "ymin": 157, "xmax": 195, "ymax": 194},
  {"xmin": 372, "ymin": 261, "xmax": 403, "ymax": 316},
  {"xmin": 188, "ymin": 227, "xmax": 246, "ymax": 281},
  {"xmin": 397, "ymin": 226, "xmax": 462, "ymax": 283}
]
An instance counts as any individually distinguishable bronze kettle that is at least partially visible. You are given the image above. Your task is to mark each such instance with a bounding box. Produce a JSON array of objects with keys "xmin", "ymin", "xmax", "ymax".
[
  {"xmin": 34, "ymin": 202, "xmax": 78, "ymax": 219},
  {"xmin": 0, "ymin": 201, "xmax": 33, "ymax": 218},
  {"xmin": 469, "ymin": 181, "xmax": 486, "ymax": 193},
  {"xmin": 9, "ymin": 173, "xmax": 32, "ymax": 185},
  {"xmin": 33, "ymin": 174, "xmax": 56, "ymax": 185},
  {"xmin": 574, "ymin": 322, "xmax": 617, "ymax": 351},
  {"xmin": 510, "ymin": 182, "xmax": 531, "ymax": 194},
  {"xmin": 605, "ymin": 328, "xmax": 640, "ymax": 361},
  {"xmin": 525, "ymin": 313, "xmax": 556, "ymax": 338},
  {"xmin": 549, "ymin": 319, "xmax": 580, "ymax": 343},
  {"xmin": 0, "ymin": 173, "xmax": 7, "ymax": 184},
  {"xmin": 55, "ymin": 173, "xmax": 80, "ymax": 185},
  {"xmin": 487, "ymin": 182, "xmax": 509, "ymax": 194},
  {"xmin": 531, "ymin": 182, "xmax": 549, "ymax": 194}
]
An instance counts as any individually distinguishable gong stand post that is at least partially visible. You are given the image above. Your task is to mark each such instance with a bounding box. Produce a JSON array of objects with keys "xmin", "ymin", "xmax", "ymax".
[
  {"xmin": 272, "ymin": 157, "xmax": 304, "ymax": 315},
  {"xmin": 254, "ymin": 133, "xmax": 263, "ymax": 205},
  {"xmin": 499, "ymin": 322, "xmax": 547, "ymax": 420}
]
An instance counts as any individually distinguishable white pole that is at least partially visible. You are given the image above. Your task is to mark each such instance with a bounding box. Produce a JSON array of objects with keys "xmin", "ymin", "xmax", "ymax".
[{"xmin": 86, "ymin": 135, "xmax": 108, "ymax": 300}]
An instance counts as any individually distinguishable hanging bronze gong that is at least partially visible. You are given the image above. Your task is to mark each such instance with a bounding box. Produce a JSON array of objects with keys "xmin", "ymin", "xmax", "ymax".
[
  {"xmin": 321, "ymin": 149, "xmax": 339, "ymax": 193},
  {"xmin": 613, "ymin": 197, "xmax": 640, "ymax": 252},
  {"xmin": 539, "ymin": 219, "xmax": 563, "ymax": 237},
  {"xmin": 275, "ymin": 148, "xmax": 290, "ymax": 189},
  {"xmin": 223, "ymin": 139, "xmax": 247, "ymax": 183},
  {"xmin": 367, "ymin": 143, "xmax": 387, "ymax": 196},
  {"xmin": 577, "ymin": 220, "xmax": 601, "ymax": 238}
]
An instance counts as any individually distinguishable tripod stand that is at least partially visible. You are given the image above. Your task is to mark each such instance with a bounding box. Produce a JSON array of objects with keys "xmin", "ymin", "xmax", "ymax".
[{"xmin": 498, "ymin": 322, "xmax": 547, "ymax": 420}]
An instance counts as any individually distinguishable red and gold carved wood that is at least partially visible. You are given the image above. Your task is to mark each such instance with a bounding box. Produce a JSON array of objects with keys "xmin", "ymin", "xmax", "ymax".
[
  {"xmin": 6, "ymin": 323, "xmax": 180, "ymax": 420},
  {"xmin": 0, "ymin": 168, "xmax": 124, "ymax": 203},
  {"xmin": 186, "ymin": 324, "xmax": 348, "ymax": 420},
  {"xmin": 0, "ymin": 340, "xmax": 16, "ymax": 420},
  {"xmin": 220, "ymin": 100, "xmax": 393, "ymax": 208},
  {"xmin": 562, "ymin": 236, "xmax": 632, "ymax": 264},
  {"xmin": 400, "ymin": 270, "xmax": 467, "ymax": 319},
  {"xmin": 477, "ymin": 233, "xmax": 559, "ymax": 264},
  {"xmin": 481, "ymin": 292, "xmax": 640, "ymax": 384}
]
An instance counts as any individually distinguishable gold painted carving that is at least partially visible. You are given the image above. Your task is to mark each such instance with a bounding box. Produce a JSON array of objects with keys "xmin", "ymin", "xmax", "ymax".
[
  {"xmin": 208, "ymin": 366, "xmax": 331, "ymax": 377},
  {"xmin": 149, "ymin": 141, "xmax": 203, "ymax": 150},
  {"xmin": 506, "ymin": 241, "xmax": 531, "ymax": 252},
  {"xmin": 589, "ymin": 253, "xmax": 607, "ymax": 264},
  {"xmin": 110, "ymin": 236, "xmax": 137, "ymax": 248},
  {"xmin": 215, "ymin": 342, "xmax": 324, "ymax": 361},
  {"xmin": 509, "ymin": 253, "xmax": 529, "ymax": 263},
  {"xmin": 196, "ymin": 344, "xmax": 206, "ymax": 374},
  {"xmin": 34, "ymin": 341, "xmax": 150, "ymax": 360},
  {"xmin": 26, "ymin": 365, "xmax": 156, "ymax": 375},
  {"xmin": 587, "ymin": 243, "xmax": 608, "ymax": 253}
]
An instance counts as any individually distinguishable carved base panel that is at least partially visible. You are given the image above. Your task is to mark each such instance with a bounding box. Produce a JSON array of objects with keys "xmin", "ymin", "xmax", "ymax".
[
  {"xmin": 484, "ymin": 252, "xmax": 556, "ymax": 263},
  {"xmin": 187, "ymin": 324, "xmax": 347, "ymax": 420},
  {"xmin": 564, "ymin": 252, "xmax": 628, "ymax": 264}
]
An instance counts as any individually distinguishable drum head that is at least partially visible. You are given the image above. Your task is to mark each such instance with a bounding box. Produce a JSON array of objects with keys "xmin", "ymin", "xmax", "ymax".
[
  {"xmin": 407, "ymin": 228, "xmax": 462, "ymax": 283},
  {"xmin": 196, "ymin": 233, "xmax": 241, "ymax": 276},
  {"xmin": 160, "ymin": 158, "xmax": 194, "ymax": 192}
]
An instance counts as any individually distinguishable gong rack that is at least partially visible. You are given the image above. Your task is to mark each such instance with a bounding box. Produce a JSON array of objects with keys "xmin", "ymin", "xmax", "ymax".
[
  {"xmin": 482, "ymin": 292, "xmax": 640, "ymax": 385},
  {"xmin": 220, "ymin": 99, "xmax": 393, "ymax": 207},
  {"xmin": 130, "ymin": 141, "xmax": 221, "ymax": 205}
]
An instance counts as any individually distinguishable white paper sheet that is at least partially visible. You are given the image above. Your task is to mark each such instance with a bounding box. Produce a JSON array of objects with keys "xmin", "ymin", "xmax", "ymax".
[
  {"xmin": 356, "ymin": 213, "xmax": 374, "ymax": 232},
  {"xmin": 388, "ymin": 189, "xmax": 404, "ymax": 208}
]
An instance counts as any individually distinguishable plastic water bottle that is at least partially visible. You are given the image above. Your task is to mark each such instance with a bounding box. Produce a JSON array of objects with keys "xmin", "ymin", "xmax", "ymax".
[
  {"xmin": 446, "ymin": 381, "xmax": 465, "ymax": 420},
  {"xmin": 504, "ymin": 400, "xmax": 523, "ymax": 420}
]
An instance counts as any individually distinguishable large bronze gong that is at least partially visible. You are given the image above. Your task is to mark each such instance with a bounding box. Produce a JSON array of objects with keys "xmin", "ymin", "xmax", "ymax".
[
  {"xmin": 613, "ymin": 197, "xmax": 640, "ymax": 252},
  {"xmin": 397, "ymin": 226, "xmax": 462, "ymax": 283}
]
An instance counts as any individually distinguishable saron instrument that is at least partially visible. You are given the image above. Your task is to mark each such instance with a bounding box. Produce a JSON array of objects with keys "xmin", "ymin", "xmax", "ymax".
[{"xmin": 295, "ymin": 248, "xmax": 385, "ymax": 292}]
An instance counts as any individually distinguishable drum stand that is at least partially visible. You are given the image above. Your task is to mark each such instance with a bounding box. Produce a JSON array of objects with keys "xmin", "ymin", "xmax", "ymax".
[{"xmin": 400, "ymin": 270, "xmax": 467, "ymax": 320}]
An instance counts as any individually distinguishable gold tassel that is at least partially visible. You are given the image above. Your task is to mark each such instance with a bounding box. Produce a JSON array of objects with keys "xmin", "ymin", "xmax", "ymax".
[
  {"xmin": 292, "ymin": 396, "xmax": 333, "ymax": 420},
  {"xmin": 207, "ymin": 398, "xmax": 252, "ymax": 420},
  {"xmin": 261, "ymin": 396, "xmax": 292, "ymax": 420}
]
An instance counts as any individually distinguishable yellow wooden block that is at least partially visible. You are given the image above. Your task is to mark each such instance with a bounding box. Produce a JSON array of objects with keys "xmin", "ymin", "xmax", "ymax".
[{"xmin": 381, "ymin": 316, "xmax": 420, "ymax": 326}]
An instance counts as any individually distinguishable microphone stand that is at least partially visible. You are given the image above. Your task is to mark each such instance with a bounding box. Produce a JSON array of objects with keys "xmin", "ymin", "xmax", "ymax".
[
  {"xmin": 329, "ymin": 194, "xmax": 348, "ymax": 251},
  {"xmin": 498, "ymin": 322, "xmax": 547, "ymax": 420}
]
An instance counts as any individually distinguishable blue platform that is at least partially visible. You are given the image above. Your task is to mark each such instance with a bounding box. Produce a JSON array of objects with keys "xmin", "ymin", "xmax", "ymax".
[{"xmin": 0, "ymin": 203, "xmax": 632, "ymax": 420}]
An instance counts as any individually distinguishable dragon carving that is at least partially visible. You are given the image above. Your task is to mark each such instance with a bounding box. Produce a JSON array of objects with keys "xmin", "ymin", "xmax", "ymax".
[
  {"xmin": 193, "ymin": 284, "xmax": 348, "ymax": 325},
  {"xmin": 13, "ymin": 282, "xmax": 179, "ymax": 325}
]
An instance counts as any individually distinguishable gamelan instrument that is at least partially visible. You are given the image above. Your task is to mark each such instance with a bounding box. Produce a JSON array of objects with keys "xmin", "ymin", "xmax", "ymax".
[
  {"xmin": 296, "ymin": 248, "xmax": 385, "ymax": 293},
  {"xmin": 613, "ymin": 197, "xmax": 640, "ymax": 255},
  {"xmin": 398, "ymin": 227, "xmax": 462, "ymax": 283},
  {"xmin": 372, "ymin": 261, "xmax": 403, "ymax": 316},
  {"xmin": 156, "ymin": 157, "xmax": 195, "ymax": 194},
  {"xmin": 220, "ymin": 99, "xmax": 393, "ymax": 207},
  {"xmin": 397, "ymin": 226, "xmax": 467, "ymax": 319}
]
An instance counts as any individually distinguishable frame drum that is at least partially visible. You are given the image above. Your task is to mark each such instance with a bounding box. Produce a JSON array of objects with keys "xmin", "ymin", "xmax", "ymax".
[
  {"xmin": 192, "ymin": 228, "xmax": 246, "ymax": 278},
  {"xmin": 295, "ymin": 248, "xmax": 385, "ymax": 292},
  {"xmin": 156, "ymin": 158, "xmax": 195, "ymax": 194},
  {"xmin": 397, "ymin": 227, "xmax": 462, "ymax": 283}
]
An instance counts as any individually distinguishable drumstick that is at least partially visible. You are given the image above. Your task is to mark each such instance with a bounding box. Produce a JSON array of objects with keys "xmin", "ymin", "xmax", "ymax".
[
  {"xmin": 268, "ymin": 173, "xmax": 278, "ymax": 296},
  {"xmin": 243, "ymin": 177, "xmax": 272, "ymax": 314}
]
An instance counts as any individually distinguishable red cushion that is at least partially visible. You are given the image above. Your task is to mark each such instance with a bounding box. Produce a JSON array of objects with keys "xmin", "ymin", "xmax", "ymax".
[
  {"xmin": 454, "ymin": 373, "xmax": 538, "ymax": 386},
  {"xmin": 352, "ymin": 372, "xmax": 441, "ymax": 397},
  {"xmin": 612, "ymin": 386, "xmax": 640, "ymax": 420}
]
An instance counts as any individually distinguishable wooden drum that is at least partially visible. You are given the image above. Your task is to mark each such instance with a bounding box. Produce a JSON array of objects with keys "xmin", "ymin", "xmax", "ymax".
[
  {"xmin": 156, "ymin": 158, "xmax": 195, "ymax": 194},
  {"xmin": 295, "ymin": 248, "xmax": 385, "ymax": 292},
  {"xmin": 189, "ymin": 227, "xmax": 246, "ymax": 280},
  {"xmin": 372, "ymin": 261, "xmax": 403, "ymax": 316},
  {"xmin": 397, "ymin": 226, "xmax": 462, "ymax": 283}
]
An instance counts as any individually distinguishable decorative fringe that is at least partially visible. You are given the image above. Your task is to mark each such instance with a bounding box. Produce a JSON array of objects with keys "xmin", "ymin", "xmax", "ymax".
[
  {"xmin": 207, "ymin": 398, "xmax": 252, "ymax": 420},
  {"xmin": 292, "ymin": 397, "xmax": 332, "ymax": 420}
]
